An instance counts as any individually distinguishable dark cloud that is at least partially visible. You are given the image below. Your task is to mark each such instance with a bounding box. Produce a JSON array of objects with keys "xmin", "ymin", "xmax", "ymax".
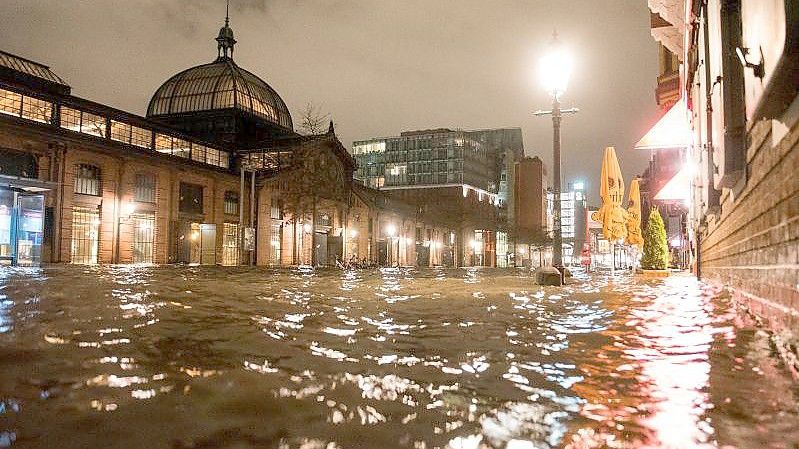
[{"xmin": 1, "ymin": 0, "xmax": 660, "ymax": 204}]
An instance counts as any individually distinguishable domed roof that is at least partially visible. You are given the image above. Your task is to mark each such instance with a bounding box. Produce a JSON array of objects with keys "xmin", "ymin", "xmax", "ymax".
[
  {"xmin": 147, "ymin": 59, "xmax": 293, "ymax": 130},
  {"xmin": 146, "ymin": 13, "xmax": 292, "ymax": 130}
]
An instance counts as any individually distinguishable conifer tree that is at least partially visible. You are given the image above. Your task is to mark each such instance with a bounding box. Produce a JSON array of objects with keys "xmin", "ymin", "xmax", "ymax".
[{"xmin": 641, "ymin": 208, "xmax": 669, "ymax": 270}]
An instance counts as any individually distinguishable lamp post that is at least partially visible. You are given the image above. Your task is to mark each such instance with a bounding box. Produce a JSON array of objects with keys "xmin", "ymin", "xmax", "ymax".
[{"xmin": 534, "ymin": 32, "xmax": 578, "ymax": 279}]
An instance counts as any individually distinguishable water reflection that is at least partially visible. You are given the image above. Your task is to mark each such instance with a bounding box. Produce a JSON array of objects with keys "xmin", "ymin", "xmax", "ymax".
[{"xmin": 0, "ymin": 267, "xmax": 795, "ymax": 448}]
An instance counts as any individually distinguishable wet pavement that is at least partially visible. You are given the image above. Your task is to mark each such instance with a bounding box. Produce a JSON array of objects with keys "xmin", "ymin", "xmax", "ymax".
[{"xmin": 0, "ymin": 266, "xmax": 797, "ymax": 449}]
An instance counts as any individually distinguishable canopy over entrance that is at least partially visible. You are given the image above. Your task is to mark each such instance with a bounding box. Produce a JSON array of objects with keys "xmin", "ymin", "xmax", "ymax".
[{"xmin": 635, "ymin": 100, "xmax": 691, "ymax": 151}]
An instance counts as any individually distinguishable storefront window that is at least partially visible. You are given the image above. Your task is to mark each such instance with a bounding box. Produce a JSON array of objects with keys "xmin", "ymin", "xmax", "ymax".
[
  {"xmin": 16, "ymin": 195, "xmax": 43, "ymax": 266},
  {"xmin": 0, "ymin": 190, "xmax": 13, "ymax": 263}
]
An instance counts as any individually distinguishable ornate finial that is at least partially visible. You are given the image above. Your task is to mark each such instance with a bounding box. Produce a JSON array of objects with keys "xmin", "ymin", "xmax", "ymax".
[
  {"xmin": 328, "ymin": 120, "xmax": 335, "ymax": 134},
  {"xmin": 216, "ymin": 0, "xmax": 236, "ymax": 60}
]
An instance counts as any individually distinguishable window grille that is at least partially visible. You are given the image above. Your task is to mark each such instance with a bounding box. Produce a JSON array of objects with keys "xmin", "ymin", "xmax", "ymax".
[
  {"xmin": 222, "ymin": 222, "xmax": 239, "ymax": 266},
  {"xmin": 269, "ymin": 223, "xmax": 281, "ymax": 264},
  {"xmin": 132, "ymin": 214, "xmax": 155, "ymax": 264},
  {"xmin": 224, "ymin": 191, "xmax": 239, "ymax": 215},
  {"xmin": 0, "ymin": 88, "xmax": 22, "ymax": 117},
  {"xmin": 130, "ymin": 125, "xmax": 152, "ymax": 149},
  {"xmin": 134, "ymin": 174, "xmax": 156, "ymax": 203},
  {"xmin": 71, "ymin": 206, "xmax": 99, "ymax": 264},
  {"xmin": 74, "ymin": 164, "xmax": 101, "ymax": 196},
  {"xmin": 270, "ymin": 198, "xmax": 282, "ymax": 219},
  {"xmin": 21, "ymin": 96, "xmax": 51, "ymax": 123}
]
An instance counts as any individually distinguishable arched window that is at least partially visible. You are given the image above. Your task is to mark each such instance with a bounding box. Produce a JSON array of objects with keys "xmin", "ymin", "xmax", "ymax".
[{"xmin": 74, "ymin": 164, "xmax": 101, "ymax": 196}]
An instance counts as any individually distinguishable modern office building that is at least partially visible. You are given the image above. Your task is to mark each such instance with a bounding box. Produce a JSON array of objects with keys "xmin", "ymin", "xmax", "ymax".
[
  {"xmin": 352, "ymin": 128, "xmax": 524, "ymax": 267},
  {"xmin": 547, "ymin": 180, "xmax": 588, "ymax": 266}
]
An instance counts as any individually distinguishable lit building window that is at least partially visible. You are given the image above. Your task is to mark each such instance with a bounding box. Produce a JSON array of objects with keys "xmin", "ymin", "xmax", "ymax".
[
  {"xmin": 21, "ymin": 96, "xmax": 52, "ymax": 123},
  {"xmin": 192, "ymin": 144, "xmax": 207, "ymax": 163},
  {"xmin": 173, "ymin": 138, "xmax": 190, "ymax": 159},
  {"xmin": 110, "ymin": 120, "xmax": 132, "ymax": 144},
  {"xmin": 222, "ymin": 222, "xmax": 239, "ymax": 266},
  {"xmin": 81, "ymin": 112, "xmax": 106, "ymax": 137},
  {"xmin": 223, "ymin": 191, "xmax": 239, "ymax": 215},
  {"xmin": 270, "ymin": 197, "xmax": 282, "ymax": 220},
  {"xmin": 60, "ymin": 107, "xmax": 81, "ymax": 132},
  {"xmin": 269, "ymin": 223, "xmax": 281, "ymax": 265},
  {"xmin": 0, "ymin": 88, "xmax": 22, "ymax": 117},
  {"xmin": 74, "ymin": 164, "xmax": 101, "ymax": 196},
  {"xmin": 155, "ymin": 133, "xmax": 172, "ymax": 153},
  {"xmin": 131, "ymin": 125, "xmax": 152, "ymax": 149}
]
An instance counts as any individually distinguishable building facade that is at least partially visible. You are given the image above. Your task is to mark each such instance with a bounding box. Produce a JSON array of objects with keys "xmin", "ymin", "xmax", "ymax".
[
  {"xmin": 352, "ymin": 128, "xmax": 525, "ymax": 267},
  {"xmin": 0, "ymin": 17, "xmax": 449, "ymax": 268},
  {"xmin": 643, "ymin": 0, "xmax": 799, "ymax": 332},
  {"xmin": 547, "ymin": 181, "xmax": 588, "ymax": 266}
]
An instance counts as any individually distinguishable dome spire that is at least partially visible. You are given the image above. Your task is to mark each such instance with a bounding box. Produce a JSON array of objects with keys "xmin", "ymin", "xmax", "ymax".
[{"xmin": 216, "ymin": 0, "xmax": 236, "ymax": 60}]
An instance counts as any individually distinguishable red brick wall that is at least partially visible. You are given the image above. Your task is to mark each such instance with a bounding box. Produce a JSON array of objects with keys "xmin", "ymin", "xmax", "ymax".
[{"xmin": 700, "ymin": 118, "xmax": 799, "ymax": 331}]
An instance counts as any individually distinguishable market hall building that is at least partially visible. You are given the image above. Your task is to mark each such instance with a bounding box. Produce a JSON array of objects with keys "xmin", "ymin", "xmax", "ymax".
[{"xmin": 0, "ymin": 18, "xmax": 451, "ymax": 267}]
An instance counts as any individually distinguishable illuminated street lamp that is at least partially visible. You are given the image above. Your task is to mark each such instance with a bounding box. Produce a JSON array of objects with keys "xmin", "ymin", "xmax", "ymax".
[{"xmin": 534, "ymin": 31, "xmax": 579, "ymax": 279}]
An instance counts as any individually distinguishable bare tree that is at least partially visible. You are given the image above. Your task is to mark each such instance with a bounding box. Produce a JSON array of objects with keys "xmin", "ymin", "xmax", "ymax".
[
  {"xmin": 298, "ymin": 102, "xmax": 330, "ymax": 135},
  {"xmin": 278, "ymin": 138, "xmax": 348, "ymax": 265}
]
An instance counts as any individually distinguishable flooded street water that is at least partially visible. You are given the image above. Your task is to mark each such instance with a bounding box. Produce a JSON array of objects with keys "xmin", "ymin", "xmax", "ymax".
[{"xmin": 0, "ymin": 266, "xmax": 797, "ymax": 449}]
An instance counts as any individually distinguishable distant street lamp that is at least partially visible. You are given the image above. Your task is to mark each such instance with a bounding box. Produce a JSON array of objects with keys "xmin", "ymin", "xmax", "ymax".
[{"xmin": 534, "ymin": 31, "xmax": 579, "ymax": 279}]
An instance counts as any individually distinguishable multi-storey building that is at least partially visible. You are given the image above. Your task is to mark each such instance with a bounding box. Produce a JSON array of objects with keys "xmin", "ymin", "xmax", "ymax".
[
  {"xmin": 640, "ymin": 0, "xmax": 799, "ymax": 334},
  {"xmin": 547, "ymin": 181, "xmax": 588, "ymax": 266},
  {"xmin": 512, "ymin": 156, "xmax": 548, "ymax": 267},
  {"xmin": 352, "ymin": 128, "xmax": 524, "ymax": 267}
]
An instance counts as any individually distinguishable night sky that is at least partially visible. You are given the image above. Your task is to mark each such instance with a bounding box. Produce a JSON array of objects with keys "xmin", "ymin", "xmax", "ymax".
[{"xmin": 1, "ymin": 0, "xmax": 661, "ymax": 204}]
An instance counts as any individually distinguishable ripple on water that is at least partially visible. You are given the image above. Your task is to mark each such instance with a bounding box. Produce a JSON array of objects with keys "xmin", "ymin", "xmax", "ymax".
[{"xmin": 0, "ymin": 267, "xmax": 796, "ymax": 449}]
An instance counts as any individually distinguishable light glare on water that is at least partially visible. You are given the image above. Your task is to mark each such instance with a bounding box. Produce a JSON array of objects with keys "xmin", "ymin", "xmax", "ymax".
[{"xmin": 0, "ymin": 266, "xmax": 796, "ymax": 449}]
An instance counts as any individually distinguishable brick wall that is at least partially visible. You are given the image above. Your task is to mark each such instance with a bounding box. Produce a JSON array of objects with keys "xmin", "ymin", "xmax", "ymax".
[{"xmin": 700, "ymin": 117, "xmax": 799, "ymax": 332}]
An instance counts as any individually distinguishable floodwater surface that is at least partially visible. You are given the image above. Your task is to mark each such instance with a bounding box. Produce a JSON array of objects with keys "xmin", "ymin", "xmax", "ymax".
[{"xmin": 0, "ymin": 266, "xmax": 797, "ymax": 449}]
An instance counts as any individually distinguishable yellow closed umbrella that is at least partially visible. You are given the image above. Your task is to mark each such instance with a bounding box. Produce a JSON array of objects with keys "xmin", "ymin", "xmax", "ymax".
[
  {"xmin": 591, "ymin": 146, "xmax": 628, "ymax": 242},
  {"xmin": 626, "ymin": 177, "xmax": 643, "ymax": 248}
]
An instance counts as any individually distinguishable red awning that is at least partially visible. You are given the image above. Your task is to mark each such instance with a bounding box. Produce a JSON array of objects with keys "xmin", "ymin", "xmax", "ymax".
[
  {"xmin": 654, "ymin": 166, "xmax": 691, "ymax": 202},
  {"xmin": 635, "ymin": 100, "xmax": 691, "ymax": 151}
]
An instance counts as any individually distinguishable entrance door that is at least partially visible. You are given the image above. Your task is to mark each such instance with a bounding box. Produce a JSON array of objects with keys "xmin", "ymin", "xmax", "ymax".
[
  {"xmin": 327, "ymin": 235, "xmax": 342, "ymax": 267},
  {"xmin": 200, "ymin": 224, "xmax": 216, "ymax": 265},
  {"xmin": 315, "ymin": 232, "xmax": 328, "ymax": 266},
  {"xmin": 377, "ymin": 240, "xmax": 388, "ymax": 266},
  {"xmin": 15, "ymin": 194, "xmax": 43, "ymax": 266},
  {"xmin": 0, "ymin": 190, "xmax": 13, "ymax": 265},
  {"xmin": 416, "ymin": 243, "xmax": 430, "ymax": 267},
  {"xmin": 132, "ymin": 214, "xmax": 155, "ymax": 264},
  {"xmin": 71, "ymin": 206, "xmax": 100, "ymax": 265}
]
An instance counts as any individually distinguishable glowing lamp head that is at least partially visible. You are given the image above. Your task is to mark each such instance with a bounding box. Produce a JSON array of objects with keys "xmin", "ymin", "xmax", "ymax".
[
  {"xmin": 303, "ymin": 223, "xmax": 312, "ymax": 233},
  {"xmin": 386, "ymin": 224, "xmax": 397, "ymax": 237},
  {"xmin": 123, "ymin": 202, "xmax": 137, "ymax": 217},
  {"xmin": 539, "ymin": 32, "xmax": 573, "ymax": 98},
  {"xmin": 349, "ymin": 229, "xmax": 358, "ymax": 238}
]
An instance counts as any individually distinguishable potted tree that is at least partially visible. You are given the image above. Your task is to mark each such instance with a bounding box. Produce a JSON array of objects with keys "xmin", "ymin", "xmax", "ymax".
[{"xmin": 640, "ymin": 208, "xmax": 670, "ymax": 277}]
